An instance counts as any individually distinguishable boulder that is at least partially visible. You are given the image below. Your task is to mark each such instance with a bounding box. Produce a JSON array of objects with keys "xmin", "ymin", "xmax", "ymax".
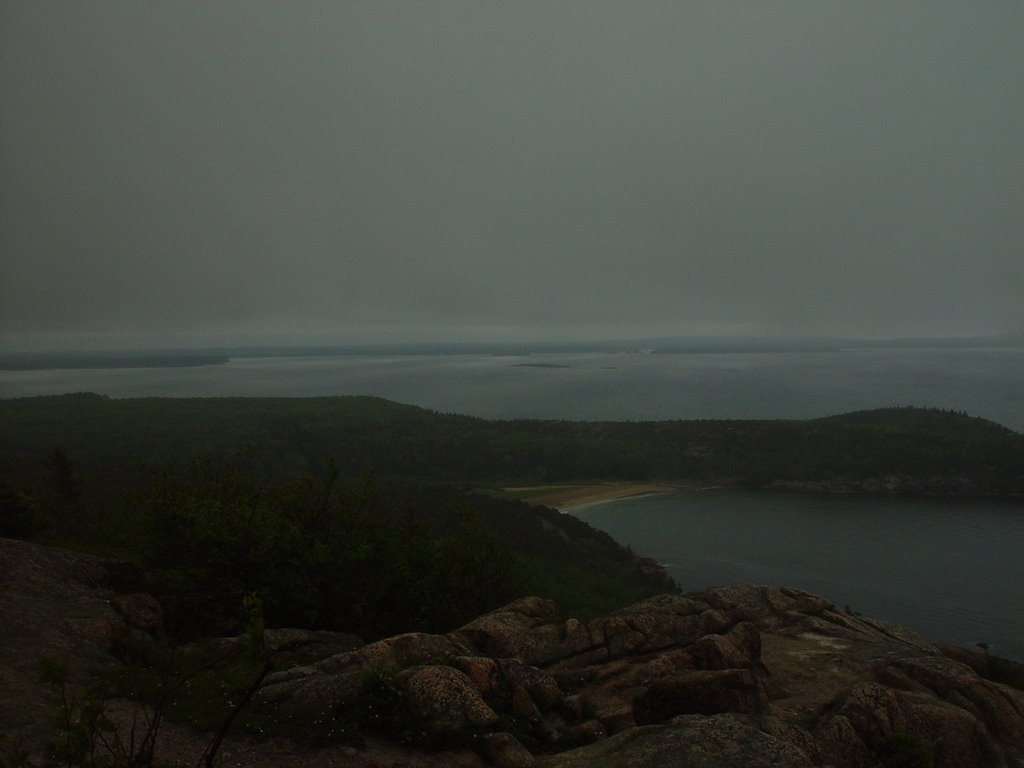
[
  {"xmin": 454, "ymin": 656, "xmax": 502, "ymax": 698},
  {"xmin": 496, "ymin": 659, "xmax": 562, "ymax": 712},
  {"xmin": 398, "ymin": 665, "xmax": 499, "ymax": 734},
  {"xmin": 512, "ymin": 684, "xmax": 541, "ymax": 721},
  {"xmin": 815, "ymin": 681, "xmax": 1004, "ymax": 768},
  {"xmin": 691, "ymin": 585, "xmax": 833, "ymax": 629},
  {"xmin": 590, "ymin": 595, "xmax": 732, "ymax": 658},
  {"xmin": 257, "ymin": 631, "xmax": 471, "ymax": 710},
  {"xmin": 688, "ymin": 621, "xmax": 761, "ymax": 670},
  {"xmin": 561, "ymin": 618, "xmax": 592, "ymax": 656},
  {"xmin": 577, "ymin": 687, "xmax": 635, "ymax": 734},
  {"xmin": 450, "ymin": 599, "xmax": 565, "ymax": 666}
]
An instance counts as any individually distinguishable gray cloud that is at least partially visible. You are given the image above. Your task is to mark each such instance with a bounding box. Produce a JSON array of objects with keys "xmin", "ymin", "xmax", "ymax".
[{"xmin": 2, "ymin": 1, "xmax": 1022, "ymax": 346}]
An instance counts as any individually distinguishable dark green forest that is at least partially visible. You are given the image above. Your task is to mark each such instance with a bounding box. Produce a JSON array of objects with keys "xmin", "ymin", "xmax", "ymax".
[
  {"xmin": 1, "ymin": 394, "xmax": 1022, "ymax": 643},
  {"xmin": 2, "ymin": 393, "xmax": 1022, "ymax": 493}
]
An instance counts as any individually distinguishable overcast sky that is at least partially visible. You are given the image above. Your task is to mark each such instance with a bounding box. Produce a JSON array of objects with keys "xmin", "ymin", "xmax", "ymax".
[{"xmin": 1, "ymin": 2, "xmax": 1022, "ymax": 349}]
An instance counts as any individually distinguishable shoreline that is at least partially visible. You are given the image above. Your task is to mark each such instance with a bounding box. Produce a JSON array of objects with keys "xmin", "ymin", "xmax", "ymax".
[
  {"xmin": 505, "ymin": 482, "xmax": 684, "ymax": 512},
  {"xmin": 504, "ymin": 481, "xmax": 1024, "ymax": 511}
]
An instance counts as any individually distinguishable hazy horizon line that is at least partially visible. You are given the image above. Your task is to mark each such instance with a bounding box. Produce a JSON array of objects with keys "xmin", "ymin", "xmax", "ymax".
[{"xmin": 2, "ymin": 330, "xmax": 1022, "ymax": 356}]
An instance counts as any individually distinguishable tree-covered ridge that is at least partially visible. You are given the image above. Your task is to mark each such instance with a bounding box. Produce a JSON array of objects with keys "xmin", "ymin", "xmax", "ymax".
[
  {"xmin": 0, "ymin": 450, "xmax": 675, "ymax": 643},
  {"xmin": 0, "ymin": 393, "xmax": 690, "ymax": 640},
  {"xmin": 2, "ymin": 395, "xmax": 1022, "ymax": 495}
]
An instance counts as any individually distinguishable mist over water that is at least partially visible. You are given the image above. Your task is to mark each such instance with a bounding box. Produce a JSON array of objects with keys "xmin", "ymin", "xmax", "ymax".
[
  {"xmin": 2, "ymin": 347, "xmax": 1023, "ymax": 431},
  {"xmin": 579, "ymin": 490, "xmax": 1024, "ymax": 662}
]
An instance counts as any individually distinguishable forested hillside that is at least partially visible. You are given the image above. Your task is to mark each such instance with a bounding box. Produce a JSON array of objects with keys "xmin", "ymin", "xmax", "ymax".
[
  {"xmin": 1, "ymin": 395, "xmax": 690, "ymax": 641},
  {"xmin": 2, "ymin": 394, "xmax": 1022, "ymax": 494}
]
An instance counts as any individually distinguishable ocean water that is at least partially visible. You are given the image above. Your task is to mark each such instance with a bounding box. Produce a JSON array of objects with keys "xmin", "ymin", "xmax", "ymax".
[
  {"xmin": 579, "ymin": 490, "xmax": 1024, "ymax": 661},
  {"xmin": 2, "ymin": 346, "xmax": 1023, "ymax": 430}
]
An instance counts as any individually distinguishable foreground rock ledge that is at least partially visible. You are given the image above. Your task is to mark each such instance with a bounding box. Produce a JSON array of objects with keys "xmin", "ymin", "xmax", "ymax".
[
  {"xmin": 256, "ymin": 586, "xmax": 1024, "ymax": 767},
  {"xmin": 3, "ymin": 537, "xmax": 1023, "ymax": 768}
]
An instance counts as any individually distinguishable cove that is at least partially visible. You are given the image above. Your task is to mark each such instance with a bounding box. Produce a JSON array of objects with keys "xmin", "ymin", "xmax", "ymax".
[{"xmin": 575, "ymin": 489, "xmax": 1024, "ymax": 661}]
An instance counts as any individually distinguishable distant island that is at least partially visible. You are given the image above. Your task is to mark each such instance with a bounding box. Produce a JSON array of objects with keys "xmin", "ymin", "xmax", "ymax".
[
  {"xmin": 0, "ymin": 352, "xmax": 229, "ymax": 370},
  {"xmin": 3, "ymin": 332, "xmax": 1021, "ymax": 370}
]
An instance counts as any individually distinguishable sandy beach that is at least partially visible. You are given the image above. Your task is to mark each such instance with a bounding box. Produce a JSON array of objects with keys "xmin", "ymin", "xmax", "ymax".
[{"xmin": 505, "ymin": 482, "xmax": 679, "ymax": 511}]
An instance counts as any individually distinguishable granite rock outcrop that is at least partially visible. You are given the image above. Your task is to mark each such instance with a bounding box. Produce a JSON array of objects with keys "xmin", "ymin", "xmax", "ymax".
[
  {"xmin": 3, "ymin": 536, "xmax": 1023, "ymax": 768},
  {"xmin": 256, "ymin": 584, "xmax": 1024, "ymax": 767}
]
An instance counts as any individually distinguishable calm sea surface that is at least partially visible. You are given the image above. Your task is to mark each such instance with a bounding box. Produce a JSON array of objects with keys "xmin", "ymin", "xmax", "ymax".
[
  {"xmin": 3, "ymin": 347, "xmax": 1022, "ymax": 656},
  {"xmin": 579, "ymin": 490, "xmax": 1024, "ymax": 661},
  {"xmin": 2, "ymin": 347, "xmax": 1023, "ymax": 430}
]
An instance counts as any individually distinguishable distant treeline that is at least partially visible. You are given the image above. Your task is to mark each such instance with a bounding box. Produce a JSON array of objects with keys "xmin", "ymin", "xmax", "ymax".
[{"xmin": 2, "ymin": 394, "xmax": 1022, "ymax": 496}]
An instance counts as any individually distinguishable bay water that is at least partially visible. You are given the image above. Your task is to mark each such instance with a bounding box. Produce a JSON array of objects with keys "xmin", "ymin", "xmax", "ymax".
[{"xmin": 578, "ymin": 490, "xmax": 1024, "ymax": 661}]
